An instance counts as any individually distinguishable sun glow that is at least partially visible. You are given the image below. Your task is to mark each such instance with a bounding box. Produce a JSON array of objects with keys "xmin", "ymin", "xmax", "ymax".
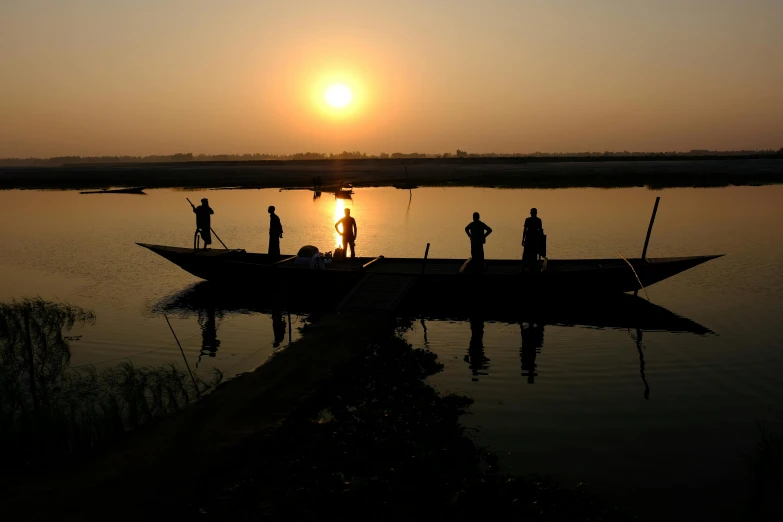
[
  {"xmin": 324, "ymin": 83, "xmax": 353, "ymax": 109},
  {"xmin": 334, "ymin": 198, "xmax": 346, "ymax": 247}
]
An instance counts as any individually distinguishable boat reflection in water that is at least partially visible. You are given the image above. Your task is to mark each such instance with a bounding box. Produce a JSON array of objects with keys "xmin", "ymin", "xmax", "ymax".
[
  {"xmin": 152, "ymin": 283, "xmax": 300, "ymax": 354},
  {"xmin": 154, "ymin": 282, "xmax": 711, "ymax": 400},
  {"xmin": 405, "ymin": 294, "xmax": 712, "ymax": 396}
]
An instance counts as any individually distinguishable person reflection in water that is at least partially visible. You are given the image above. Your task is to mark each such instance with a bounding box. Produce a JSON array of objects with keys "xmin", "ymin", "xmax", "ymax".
[
  {"xmin": 271, "ymin": 309, "xmax": 286, "ymax": 348},
  {"xmin": 522, "ymin": 208, "xmax": 544, "ymax": 272},
  {"xmin": 196, "ymin": 308, "xmax": 221, "ymax": 368},
  {"xmin": 193, "ymin": 198, "xmax": 214, "ymax": 250},
  {"xmin": 268, "ymin": 205, "xmax": 283, "ymax": 257},
  {"xmin": 520, "ymin": 322, "xmax": 544, "ymax": 384},
  {"xmin": 335, "ymin": 208, "xmax": 358, "ymax": 258},
  {"xmin": 464, "ymin": 316, "xmax": 489, "ymax": 381},
  {"xmin": 465, "ymin": 212, "xmax": 493, "ymax": 274}
]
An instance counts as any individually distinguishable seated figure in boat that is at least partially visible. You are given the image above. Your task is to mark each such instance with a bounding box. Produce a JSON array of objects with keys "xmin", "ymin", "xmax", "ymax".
[
  {"xmin": 193, "ymin": 198, "xmax": 214, "ymax": 250},
  {"xmin": 335, "ymin": 208, "xmax": 358, "ymax": 259},
  {"xmin": 465, "ymin": 212, "xmax": 493, "ymax": 274},
  {"xmin": 294, "ymin": 245, "xmax": 328, "ymax": 269},
  {"xmin": 522, "ymin": 208, "xmax": 544, "ymax": 272}
]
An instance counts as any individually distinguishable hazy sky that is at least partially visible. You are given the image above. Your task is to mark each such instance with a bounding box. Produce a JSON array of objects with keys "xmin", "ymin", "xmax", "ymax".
[{"xmin": 2, "ymin": 0, "xmax": 782, "ymax": 157}]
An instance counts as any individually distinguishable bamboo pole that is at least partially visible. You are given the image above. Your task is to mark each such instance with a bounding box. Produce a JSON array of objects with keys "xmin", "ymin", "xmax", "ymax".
[
  {"xmin": 635, "ymin": 197, "xmax": 660, "ymax": 297},
  {"xmin": 641, "ymin": 197, "xmax": 661, "ymax": 261},
  {"xmin": 421, "ymin": 243, "xmax": 431, "ymax": 275},
  {"xmin": 164, "ymin": 314, "xmax": 200, "ymax": 397}
]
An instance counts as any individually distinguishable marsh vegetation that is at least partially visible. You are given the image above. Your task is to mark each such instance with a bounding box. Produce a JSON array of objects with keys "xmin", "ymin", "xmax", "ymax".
[{"xmin": 0, "ymin": 298, "xmax": 221, "ymax": 466}]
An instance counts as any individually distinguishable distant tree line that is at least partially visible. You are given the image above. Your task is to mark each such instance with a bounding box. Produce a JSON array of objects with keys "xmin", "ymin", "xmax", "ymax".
[{"xmin": 1, "ymin": 148, "xmax": 781, "ymax": 167}]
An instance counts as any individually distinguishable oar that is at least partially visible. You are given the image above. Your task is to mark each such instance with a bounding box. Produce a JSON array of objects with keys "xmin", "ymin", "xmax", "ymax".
[{"xmin": 187, "ymin": 198, "xmax": 229, "ymax": 249}]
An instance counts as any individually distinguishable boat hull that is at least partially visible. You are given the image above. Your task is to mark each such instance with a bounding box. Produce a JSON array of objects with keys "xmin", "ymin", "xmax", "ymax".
[{"xmin": 137, "ymin": 243, "xmax": 721, "ymax": 297}]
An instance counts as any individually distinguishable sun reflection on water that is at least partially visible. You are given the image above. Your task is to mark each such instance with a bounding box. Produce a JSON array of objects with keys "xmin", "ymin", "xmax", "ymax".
[{"xmin": 333, "ymin": 197, "xmax": 345, "ymax": 248}]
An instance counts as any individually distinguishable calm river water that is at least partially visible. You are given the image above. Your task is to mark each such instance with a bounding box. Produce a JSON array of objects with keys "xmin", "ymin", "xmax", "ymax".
[{"xmin": 1, "ymin": 186, "xmax": 782, "ymax": 520}]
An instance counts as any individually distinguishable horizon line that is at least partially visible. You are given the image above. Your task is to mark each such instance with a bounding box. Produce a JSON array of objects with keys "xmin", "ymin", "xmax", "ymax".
[{"xmin": 3, "ymin": 147, "xmax": 782, "ymax": 163}]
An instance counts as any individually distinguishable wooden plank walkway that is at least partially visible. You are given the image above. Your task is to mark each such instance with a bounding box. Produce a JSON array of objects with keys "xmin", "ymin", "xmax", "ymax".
[{"xmin": 338, "ymin": 273, "xmax": 417, "ymax": 312}]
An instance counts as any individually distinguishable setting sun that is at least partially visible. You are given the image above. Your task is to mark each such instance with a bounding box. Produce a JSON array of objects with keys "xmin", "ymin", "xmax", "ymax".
[{"xmin": 323, "ymin": 83, "xmax": 353, "ymax": 109}]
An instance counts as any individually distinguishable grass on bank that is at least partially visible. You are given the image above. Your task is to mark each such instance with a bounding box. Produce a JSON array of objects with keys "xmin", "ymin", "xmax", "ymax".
[{"xmin": 0, "ymin": 298, "xmax": 221, "ymax": 465}]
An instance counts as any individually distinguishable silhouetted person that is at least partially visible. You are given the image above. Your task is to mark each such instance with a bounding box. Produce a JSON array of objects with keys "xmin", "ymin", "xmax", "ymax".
[
  {"xmin": 465, "ymin": 212, "xmax": 492, "ymax": 274},
  {"xmin": 464, "ymin": 315, "xmax": 489, "ymax": 381},
  {"xmin": 335, "ymin": 208, "xmax": 358, "ymax": 258},
  {"xmin": 193, "ymin": 198, "xmax": 214, "ymax": 249},
  {"xmin": 522, "ymin": 208, "xmax": 543, "ymax": 272},
  {"xmin": 271, "ymin": 309, "xmax": 286, "ymax": 348},
  {"xmin": 520, "ymin": 322, "xmax": 544, "ymax": 384},
  {"xmin": 268, "ymin": 205, "xmax": 283, "ymax": 257}
]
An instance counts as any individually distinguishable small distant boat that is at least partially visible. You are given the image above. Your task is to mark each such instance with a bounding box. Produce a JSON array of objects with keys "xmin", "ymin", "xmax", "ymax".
[
  {"xmin": 334, "ymin": 187, "xmax": 353, "ymax": 199},
  {"xmin": 81, "ymin": 187, "xmax": 146, "ymax": 195},
  {"xmin": 332, "ymin": 180, "xmax": 354, "ymax": 199}
]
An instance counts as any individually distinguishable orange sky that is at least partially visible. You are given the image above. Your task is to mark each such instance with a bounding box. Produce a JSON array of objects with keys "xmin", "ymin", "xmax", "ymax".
[{"xmin": 1, "ymin": 0, "xmax": 782, "ymax": 157}]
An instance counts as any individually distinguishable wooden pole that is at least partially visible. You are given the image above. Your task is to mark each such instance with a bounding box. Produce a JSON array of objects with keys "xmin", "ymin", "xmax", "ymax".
[
  {"xmin": 421, "ymin": 243, "xmax": 430, "ymax": 275},
  {"xmin": 164, "ymin": 314, "xmax": 200, "ymax": 397},
  {"xmin": 210, "ymin": 227, "xmax": 229, "ymax": 250},
  {"xmin": 641, "ymin": 197, "xmax": 660, "ymax": 261},
  {"xmin": 635, "ymin": 197, "xmax": 660, "ymax": 296}
]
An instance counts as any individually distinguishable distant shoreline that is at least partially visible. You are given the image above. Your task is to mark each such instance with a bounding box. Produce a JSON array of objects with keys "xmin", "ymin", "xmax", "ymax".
[{"xmin": 2, "ymin": 156, "xmax": 782, "ymax": 191}]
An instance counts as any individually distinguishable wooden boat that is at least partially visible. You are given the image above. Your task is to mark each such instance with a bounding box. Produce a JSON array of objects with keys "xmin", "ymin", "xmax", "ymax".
[
  {"xmin": 81, "ymin": 186, "xmax": 146, "ymax": 194},
  {"xmin": 137, "ymin": 243, "xmax": 722, "ymax": 296},
  {"xmin": 334, "ymin": 188, "xmax": 353, "ymax": 199}
]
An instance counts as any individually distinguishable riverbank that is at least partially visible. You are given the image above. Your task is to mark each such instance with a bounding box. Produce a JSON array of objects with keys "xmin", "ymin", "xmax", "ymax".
[
  {"xmin": 1, "ymin": 311, "xmax": 395, "ymax": 521},
  {"xmin": 2, "ymin": 315, "xmax": 640, "ymax": 521},
  {"xmin": 2, "ymin": 157, "xmax": 783, "ymax": 191}
]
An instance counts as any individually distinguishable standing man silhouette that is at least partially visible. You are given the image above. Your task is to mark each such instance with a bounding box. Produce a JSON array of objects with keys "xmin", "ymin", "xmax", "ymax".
[
  {"xmin": 465, "ymin": 212, "xmax": 492, "ymax": 274},
  {"xmin": 193, "ymin": 198, "xmax": 214, "ymax": 250},
  {"xmin": 268, "ymin": 205, "xmax": 283, "ymax": 257},
  {"xmin": 335, "ymin": 208, "xmax": 358, "ymax": 258},
  {"xmin": 522, "ymin": 208, "xmax": 544, "ymax": 271}
]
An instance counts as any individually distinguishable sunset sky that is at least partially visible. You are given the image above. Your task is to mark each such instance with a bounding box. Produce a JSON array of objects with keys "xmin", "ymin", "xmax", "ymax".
[{"xmin": 1, "ymin": 0, "xmax": 782, "ymax": 157}]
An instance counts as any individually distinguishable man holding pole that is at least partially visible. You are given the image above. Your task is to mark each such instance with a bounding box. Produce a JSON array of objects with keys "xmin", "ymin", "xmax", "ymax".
[{"xmin": 192, "ymin": 198, "xmax": 214, "ymax": 249}]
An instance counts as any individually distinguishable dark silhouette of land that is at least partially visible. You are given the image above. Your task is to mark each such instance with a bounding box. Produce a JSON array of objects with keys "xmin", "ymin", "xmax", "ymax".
[{"xmin": 1, "ymin": 155, "xmax": 782, "ymax": 191}]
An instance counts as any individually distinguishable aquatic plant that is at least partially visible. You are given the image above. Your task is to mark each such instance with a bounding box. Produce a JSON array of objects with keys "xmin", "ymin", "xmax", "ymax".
[
  {"xmin": 0, "ymin": 298, "xmax": 222, "ymax": 465},
  {"xmin": 748, "ymin": 422, "xmax": 783, "ymax": 514}
]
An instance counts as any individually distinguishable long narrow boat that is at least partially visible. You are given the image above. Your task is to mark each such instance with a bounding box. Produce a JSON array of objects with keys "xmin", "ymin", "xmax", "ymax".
[
  {"xmin": 137, "ymin": 243, "xmax": 722, "ymax": 295},
  {"xmin": 81, "ymin": 186, "xmax": 146, "ymax": 194}
]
